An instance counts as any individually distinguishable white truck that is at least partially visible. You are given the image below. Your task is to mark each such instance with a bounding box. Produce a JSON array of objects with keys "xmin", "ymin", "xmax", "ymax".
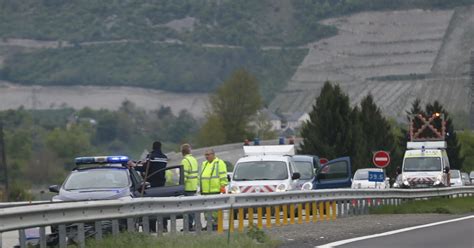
[
  {"xmin": 228, "ymin": 145, "xmax": 312, "ymax": 194},
  {"xmin": 396, "ymin": 141, "xmax": 450, "ymax": 188},
  {"xmin": 395, "ymin": 113, "xmax": 450, "ymax": 188}
]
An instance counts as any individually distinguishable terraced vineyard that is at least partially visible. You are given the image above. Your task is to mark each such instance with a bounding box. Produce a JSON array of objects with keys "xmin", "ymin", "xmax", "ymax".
[{"xmin": 270, "ymin": 7, "xmax": 473, "ymax": 121}]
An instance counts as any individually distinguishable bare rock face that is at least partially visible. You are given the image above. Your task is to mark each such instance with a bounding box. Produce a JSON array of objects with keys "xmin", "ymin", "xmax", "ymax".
[{"xmin": 270, "ymin": 7, "xmax": 473, "ymax": 122}]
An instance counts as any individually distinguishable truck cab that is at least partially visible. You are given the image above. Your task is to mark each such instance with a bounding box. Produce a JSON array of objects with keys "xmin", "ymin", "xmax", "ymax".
[
  {"xmin": 399, "ymin": 141, "xmax": 450, "ymax": 188},
  {"xmin": 228, "ymin": 145, "xmax": 307, "ymax": 194}
]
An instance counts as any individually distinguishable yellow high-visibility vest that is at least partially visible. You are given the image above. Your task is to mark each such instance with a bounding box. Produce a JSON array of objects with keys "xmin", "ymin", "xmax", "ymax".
[
  {"xmin": 200, "ymin": 157, "xmax": 228, "ymax": 194},
  {"xmin": 182, "ymin": 154, "xmax": 199, "ymax": 192}
]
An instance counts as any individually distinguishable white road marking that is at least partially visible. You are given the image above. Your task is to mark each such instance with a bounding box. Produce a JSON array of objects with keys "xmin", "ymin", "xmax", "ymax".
[{"xmin": 316, "ymin": 215, "xmax": 474, "ymax": 248}]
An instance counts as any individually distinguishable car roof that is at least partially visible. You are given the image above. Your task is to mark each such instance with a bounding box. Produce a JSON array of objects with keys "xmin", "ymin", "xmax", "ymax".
[{"xmin": 237, "ymin": 155, "xmax": 290, "ymax": 163}]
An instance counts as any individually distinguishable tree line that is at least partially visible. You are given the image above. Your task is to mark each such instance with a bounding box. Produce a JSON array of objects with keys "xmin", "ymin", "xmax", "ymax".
[{"xmin": 299, "ymin": 82, "xmax": 465, "ymax": 178}]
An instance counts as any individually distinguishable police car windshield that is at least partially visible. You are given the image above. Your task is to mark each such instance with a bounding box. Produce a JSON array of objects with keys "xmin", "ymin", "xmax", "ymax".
[
  {"xmin": 293, "ymin": 161, "xmax": 314, "ymax": 180},
  {"xmin": 233, "ymin": 161, "xmax": 288, "ymax": 181},
  {"xmin": 64, "ymin": 168, "xmax": 130, "ymax": 190},
  {"xmin": 403, "ymin": 157, "xmax": 441, "ymax": 172}
]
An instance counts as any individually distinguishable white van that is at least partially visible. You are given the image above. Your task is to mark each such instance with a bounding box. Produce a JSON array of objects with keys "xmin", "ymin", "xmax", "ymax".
[
  {"xmin": 228, "ymin": 145, "xmax": 311, "ymax": 194},
  {"xmin": 399, "ymin": 141, "xmax": 450, "ymax": 188}
]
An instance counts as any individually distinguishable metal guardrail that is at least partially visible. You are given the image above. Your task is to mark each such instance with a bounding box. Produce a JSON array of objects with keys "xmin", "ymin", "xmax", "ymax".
[{"xmin": 1, "ymin": 187, "xmax": 473, "ymax": 248}]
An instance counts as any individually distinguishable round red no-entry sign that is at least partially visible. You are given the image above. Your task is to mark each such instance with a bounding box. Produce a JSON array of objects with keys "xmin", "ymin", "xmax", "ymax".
[{"xmin": 373, "ymin": 151, "xmax": 390, "ymax": 168}]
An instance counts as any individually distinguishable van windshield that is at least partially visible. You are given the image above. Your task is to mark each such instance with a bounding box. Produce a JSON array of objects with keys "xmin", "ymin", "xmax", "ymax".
[
  {"xmin": 403, "ymin": 157, "xmax": 441, "ymax": 172},
  {"xmin": 233, "ymin": 161, "xmax": 288, "ymax": 181}
]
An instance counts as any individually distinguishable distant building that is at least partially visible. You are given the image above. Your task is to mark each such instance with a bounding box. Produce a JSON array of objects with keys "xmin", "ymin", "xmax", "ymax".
[{"xmin": 285, "ymin": 112, "xmax": 310, "ymax": 130}]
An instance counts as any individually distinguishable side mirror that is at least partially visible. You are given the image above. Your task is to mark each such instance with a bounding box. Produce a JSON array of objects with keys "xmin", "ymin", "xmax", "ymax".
[
  {"xmin": 292, "ymin": 172, "xmax": 301, "ymax": 180},
  {"xmin": 385, "ymin": 177, "xmax": 390, "ymax": 181},
  {"xmin": 49, "ymin": 185, "xmax": 60, "ymax": 193},
  {"xmin": 444, "ymin": 166, "xmax": 450, "ymax": 173},
  {"xmin": 227, "ymin": 174, "xmax": 232, "ymax": 182}
]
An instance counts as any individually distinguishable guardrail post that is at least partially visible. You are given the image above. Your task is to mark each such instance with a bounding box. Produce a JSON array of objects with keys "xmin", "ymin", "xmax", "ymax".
[
  {"xmin": 111, "ymin": 219, "xmax": 119, "ymax": 235},
  {"xmin": 325, "ymin": 201, "xmax": 331, "ymax": 220},
  {"xmin": 142, "ymin": 216, "xmax": 149, "ymax": 234},
  {"xmin": 217, "ymin": 210, "xmax": 224, "ymax": 233},
  {"xmin": 319, "ymin": 202, "xmax": 325, "ymax": 220},
  {"xmin": 183, "ymin": 214, "xmax": 189, "ymax": 233},
  {"xmin": 0, "ymin": 232, "xmax": 2, "ymax": 248},
  {"xmin": 156, "ymin": 216, "xmax": 164, "ymax": 236},
  {"xmin": 331, "ymin": 201, "xmax": 337, "ymax": 220},
  {"xmin": 170, "ymin": 214, "xmax": 177, "ymax": 234},
  {"xmin": 282, "ymin": 205, "xmax": 288, "ymax": 225},
  {"xmin": 229, "ymin": 208, "xmax": 235, "ymax": 232},
  {"xmin": 195, "ymin": 212, "xmax": 202, "ymax": 234},
  {"xmin": 238, "ymin": 208, "xmax": 245, "ymax": 232},
  {"xmin": 289, "ymin": 204, "xmax": 296, "ymax": 224},
  {"xmin": 337, "ymin": 201, "xmax": 342, "ymax": 218},
  {"xmin": 77, "ymin": 223, "xmax": 85, "ymax": 248},
  {"xmin": 94, "ymin": 221, "xmax": 102, "ymax": 240},
  {"xmin": 275, "ymin": 206, "xmax": 281, "ymax": 226},
  {"xmin": 257, "ymin": 207, "xmax": 263, "ymax": 229},
  {"xmin": 248, "ymin": 208, "xmax": 254, "ymax": 228},
  {"xmin": 297, "ymin": 204, "xmax": 303, "ymax": 224},
  {"xmin": 266, "ymin": 206, "xmax": 272, "ymax": 228},
  {"xmin": 39, "ymin": 226, "xmax": 46, "ymax": 248},
  {"xmin": 305, "ymin": 203, "xmax": 311, "ymax": 223},
  {"xmin": 312, "ymin": 202, "xmax": 318, "ymax": 222},
  {"xmin": 58, "ymin": 224, "xmax": 67, "ymax": 248},
  {"xmin": 205, "ymin": 212, "xmax": 213, "ymax": 234},
  {"xmin": 19, "ymin": 229, "xmax": 26, "ymax": 248}
]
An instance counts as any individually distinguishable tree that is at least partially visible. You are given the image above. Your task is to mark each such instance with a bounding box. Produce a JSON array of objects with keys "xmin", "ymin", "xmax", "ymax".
[
  {"xmin": 358, "ymin": 94, "xmax": 397, "ymax": 175},
  {"xmin": 299, "ymin": 81, "xmax": 362, "ymax": 169},
  {"xmin": 202, "ymin": 69, "xmax": 262, "ymax": 144}
]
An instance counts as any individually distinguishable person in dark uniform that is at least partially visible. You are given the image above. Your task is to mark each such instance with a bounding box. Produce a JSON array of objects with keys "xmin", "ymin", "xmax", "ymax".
[
  {"xmin": 136, "ymin": 141, "xmax": 168, "ymax": 187},
  {"xmin": 129, "ymin": 141, "xmax": 168, "ymax": 232}
]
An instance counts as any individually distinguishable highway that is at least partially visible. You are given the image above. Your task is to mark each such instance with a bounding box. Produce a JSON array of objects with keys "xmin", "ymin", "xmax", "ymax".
[{"xmin": 317, "ymin": 215, "xmax": 474, "ymax": 248}]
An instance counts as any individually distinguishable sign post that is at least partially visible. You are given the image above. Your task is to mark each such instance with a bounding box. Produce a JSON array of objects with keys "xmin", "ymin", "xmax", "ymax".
[{"xmin": 372, "ymin": 151, "xmax": 390, "ymax": 189}]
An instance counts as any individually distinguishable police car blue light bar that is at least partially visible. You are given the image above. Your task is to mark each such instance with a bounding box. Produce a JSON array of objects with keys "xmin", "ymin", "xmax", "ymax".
[{"xmin": 75, "ymin": 156, "xmax": 129, "ymax": 165}]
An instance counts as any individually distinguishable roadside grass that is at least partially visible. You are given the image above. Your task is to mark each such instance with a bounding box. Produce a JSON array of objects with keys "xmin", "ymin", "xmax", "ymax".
[
  {"xmin": 81, "ymin": 228, "xmax": 279, "ymax": 248},
  {"xmin": 370, "ymin": 196, "xmax": 474, "ymax": 214}
]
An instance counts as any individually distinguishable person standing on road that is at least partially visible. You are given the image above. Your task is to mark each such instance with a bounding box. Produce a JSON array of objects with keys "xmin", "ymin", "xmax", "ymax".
[
  {"xmin": 130, "ymin": 141, "xmax": 168, "ymax": 232},
  {"xmin": 181, "ymin": 143, "xmax": 199, "ymax": 231},
  {"xmin": 199, "ymin": 149, "xmax": 228, "ymax": 230}
]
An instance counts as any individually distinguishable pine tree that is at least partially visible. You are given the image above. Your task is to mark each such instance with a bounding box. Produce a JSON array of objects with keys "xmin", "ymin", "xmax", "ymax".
[
  {"xmin": 299, "ymin": 81, "xmax": 359, "ymax": 164},
  {"xmin": 357, "ymin": 94, "xmax": 396, "ymax": 173}
]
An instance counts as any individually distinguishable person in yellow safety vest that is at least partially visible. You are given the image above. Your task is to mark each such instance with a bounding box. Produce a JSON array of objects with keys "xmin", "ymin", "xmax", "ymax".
[
  {"xmin": 181, "ymin": 143, "xmax": 199, "ymax": 231},
  {"xmin": 200, "ymin": 149, "xmax": 228, "ymax": 231}
]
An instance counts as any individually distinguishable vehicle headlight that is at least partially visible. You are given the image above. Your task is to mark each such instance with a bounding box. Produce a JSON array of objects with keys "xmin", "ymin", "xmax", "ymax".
[
  {"xmin": 276, "ymin": 183, "xmax": 288, "ymax": 192},
  {"xmin": 301, "ymin": 182, "xmax": 312, "ymax": 191},
  {"xmin": 230, "ymin": 185, "xmax": 240, "ymax": 194}
]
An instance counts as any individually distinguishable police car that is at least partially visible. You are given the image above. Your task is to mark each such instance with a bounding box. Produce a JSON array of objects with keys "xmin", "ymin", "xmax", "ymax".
[
  {"xmin": 228, "ymin": 145, "xmax": 312, "ymax": 194},
  {"xmin": 49, "ymin": 155, "xmax": 185, "ymax": 201}
]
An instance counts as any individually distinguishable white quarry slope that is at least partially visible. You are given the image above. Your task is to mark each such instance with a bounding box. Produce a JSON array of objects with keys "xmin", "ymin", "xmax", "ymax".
[{"xmin": 270, "ymin": 8, "xmax": 472, "ymax": 121}]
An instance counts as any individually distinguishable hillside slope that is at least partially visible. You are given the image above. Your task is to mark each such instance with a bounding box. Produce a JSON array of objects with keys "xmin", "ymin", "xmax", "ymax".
[{"xmin": 270, "ymin": 7, "xmax": 472, "ymax": 121}]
